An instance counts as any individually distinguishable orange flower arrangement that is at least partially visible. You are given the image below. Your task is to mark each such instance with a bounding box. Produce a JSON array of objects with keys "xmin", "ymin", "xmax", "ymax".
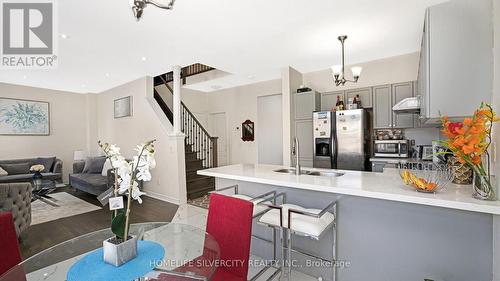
[{"xmin": 440, "ymin": 103, "xmax": 499, "ymax": 199}]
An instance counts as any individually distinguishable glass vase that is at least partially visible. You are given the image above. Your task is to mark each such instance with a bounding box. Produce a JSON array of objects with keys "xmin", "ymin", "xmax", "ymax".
[
  {"xmin": 472, "ymin": 172, "xmax": 496, "ymax": 201},
  {"xmin": 32, "ymin": 171, "xmax": 43, "ymax": 191}
]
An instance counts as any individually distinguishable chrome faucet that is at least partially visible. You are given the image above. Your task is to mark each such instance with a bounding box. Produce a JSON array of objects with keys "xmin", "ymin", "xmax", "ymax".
[{"xmin": 292, "ymin": 137, "xmax": 301, "ymax": 175}]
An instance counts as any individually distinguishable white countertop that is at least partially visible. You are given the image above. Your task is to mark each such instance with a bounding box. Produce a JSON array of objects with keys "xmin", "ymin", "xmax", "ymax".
[{"xmin": 198, "ymin": 164, "xmax": 500, "ymax": 215}]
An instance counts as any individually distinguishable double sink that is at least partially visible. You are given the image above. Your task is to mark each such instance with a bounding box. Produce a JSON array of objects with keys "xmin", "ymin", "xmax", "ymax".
[{"xmin": 274, "ymin": 168, "xmax": 344, "ymax": 177}]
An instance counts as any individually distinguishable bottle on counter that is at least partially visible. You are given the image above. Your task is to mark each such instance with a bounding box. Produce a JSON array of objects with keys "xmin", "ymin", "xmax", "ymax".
[
  {"xmin": 335, "ymin": 96, "xmax": 344, "ymax": 111},
  {"xmin": 356, "ymin": 94, "xmax": 362, "ymax": 108}
]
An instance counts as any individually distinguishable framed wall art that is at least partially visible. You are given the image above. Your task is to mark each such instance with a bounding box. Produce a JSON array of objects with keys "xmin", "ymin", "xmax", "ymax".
[
  {"xmin": 0, "ymin": 98, "xmax": 50, "ymax": 136},
  {"xmin": 114, "ymin": 96, "xmax": 133, "ymax": 118}
]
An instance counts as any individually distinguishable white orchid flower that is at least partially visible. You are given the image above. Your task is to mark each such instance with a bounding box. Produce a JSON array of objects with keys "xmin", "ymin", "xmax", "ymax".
[
  {"xmin": 131, "ymin": 181, "xmax": 146, "ymax": 204},
  {"xmin": 147, "ymin": 155, "xmax": 156, "ymax": 169}
]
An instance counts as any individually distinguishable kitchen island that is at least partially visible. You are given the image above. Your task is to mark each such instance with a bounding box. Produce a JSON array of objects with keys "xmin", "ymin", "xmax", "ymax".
[{"xmin": 199, "ymin": 164, "xmax": 499, "ymax": 281}]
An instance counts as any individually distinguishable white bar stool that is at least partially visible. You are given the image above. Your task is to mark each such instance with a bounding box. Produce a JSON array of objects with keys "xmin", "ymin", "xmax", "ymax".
[
  {"xmin": 211, "ymin": 185, "xmax": 280, "ymax": 281},
  {"xmin": 257, "ymin": 193, "xmax": 338, "ymax": 281}
]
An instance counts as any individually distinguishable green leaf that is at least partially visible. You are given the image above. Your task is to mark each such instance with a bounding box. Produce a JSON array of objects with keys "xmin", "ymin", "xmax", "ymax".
[{"xmin": 111, "ymin": 210, "xmax": 126, "ymax": 239}]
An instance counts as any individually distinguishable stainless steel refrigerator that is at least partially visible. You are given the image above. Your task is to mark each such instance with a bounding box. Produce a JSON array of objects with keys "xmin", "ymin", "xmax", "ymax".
[{"xmin": 313, "ymin": 109, "xmax": 370, "ymax": 171}]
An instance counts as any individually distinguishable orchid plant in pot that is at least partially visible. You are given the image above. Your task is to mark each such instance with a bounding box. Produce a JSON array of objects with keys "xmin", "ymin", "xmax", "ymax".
[
  {"xmin": 98, "ymin": 139, "xmax": 156, "ymax": 266},
  {"xmin": 440, "ymin": 103, "xmax": 499, "ymax": 200}
]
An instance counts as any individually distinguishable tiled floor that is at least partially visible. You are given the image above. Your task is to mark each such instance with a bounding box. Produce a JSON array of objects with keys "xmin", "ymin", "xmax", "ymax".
[{"xmin": 173, "ymin": 204, "xmax": 317, "ymax": 281}]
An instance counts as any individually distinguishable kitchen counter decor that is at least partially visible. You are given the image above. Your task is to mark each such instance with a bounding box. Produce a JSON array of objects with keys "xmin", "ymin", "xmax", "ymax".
[
  {"xmin": 399, "ymin": 163, "xmax": 453, "ymax": 193},
  {"xmin": 98, "ymin": 140, "xmax": 157, "ymax": 266},
  {"xmin": 440, "ymin": 103, "xmax": 499, "ymax": 200}
]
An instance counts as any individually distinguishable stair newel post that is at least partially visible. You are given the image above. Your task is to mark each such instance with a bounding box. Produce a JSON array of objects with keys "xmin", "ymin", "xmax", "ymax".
[{"xmin": 211, "ymin": 137, "xmax": 218, "ymax": 168}]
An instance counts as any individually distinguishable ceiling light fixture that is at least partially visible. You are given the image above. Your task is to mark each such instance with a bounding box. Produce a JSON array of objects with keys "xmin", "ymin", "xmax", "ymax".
[
  {"xmin": 130, "ymin": 0, "xmax": 176, "ymax": 21},
  {"xmin": 60, "ymin": 34, "xmax": 69, "ymax": 39},
  {"xmin": 331, "ymin": 35, "xmax": 362, "ymax": 86},
  {"xmin": 141, "ymin": 56, "xmax": 147, "ymax": 61}
]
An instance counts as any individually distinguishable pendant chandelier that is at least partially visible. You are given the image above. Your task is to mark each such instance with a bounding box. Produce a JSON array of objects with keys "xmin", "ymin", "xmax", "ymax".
[
  {"xmin": 331, "ymin": 35, "xmax": 362, "ymax": 86},
  {"xmin": 130, "ymin": 0, "xmax": 176, "ymax": 21}
]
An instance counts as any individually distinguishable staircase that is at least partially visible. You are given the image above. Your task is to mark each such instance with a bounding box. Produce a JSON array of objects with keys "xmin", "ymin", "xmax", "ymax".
[{"xmin": 153, "ymin": 64, "xmax": 218, "ymax": 200}]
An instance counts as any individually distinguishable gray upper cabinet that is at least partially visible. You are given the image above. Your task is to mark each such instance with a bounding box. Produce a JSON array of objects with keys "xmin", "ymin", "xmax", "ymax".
[
  {"xmin": 392, "ymin": 82, "xmax": 414, "ymax": 128},
  {"xmin": 419, "ymin": 0, "xmax": 492, "ymax": 123},
  {"xmin": 320, "ymin": 91, "xmax": 344, "ymax": 111},
  {"xmin": 373, "ymin": 85, "xmax": 392, "ymax": 129},
  {"xmin": 295, "ymin": 91, "xmax": 320, "ymax": 119},
  {"xmin": 346, "ymin": 87, "xmax": 373, "ymax": 108}
]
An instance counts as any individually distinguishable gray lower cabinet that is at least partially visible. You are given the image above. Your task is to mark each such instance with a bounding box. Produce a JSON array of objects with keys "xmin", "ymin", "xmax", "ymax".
[
  {"xmin": 292, "ymin": 119, "xmax": 314, "ymax": 167},
  {"xmin": 373, "ymin": 85, "xmax": 392, "ymax": 129},
  {"xmin": 346, "ymin": 87, "xmax": 373, "ymax": 108},
  {"xmin": 392, "ymin": 82, "xmax": 414, "ymax": 128},
  {"xmin": 371, "ymin": 161, "xmax": 386, "ymax": 173},
  {"xmin": 320, "ymin": 91, "xmax": 344, "ymax": 111}
]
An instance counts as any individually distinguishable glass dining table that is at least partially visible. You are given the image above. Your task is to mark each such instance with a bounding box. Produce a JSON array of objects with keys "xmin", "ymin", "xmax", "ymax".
[{"xmin": 0, "ymin": 223, "xmax": 220, "ymax": 281}]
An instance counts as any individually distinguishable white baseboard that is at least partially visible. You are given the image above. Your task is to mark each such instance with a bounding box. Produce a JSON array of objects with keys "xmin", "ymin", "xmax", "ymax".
[{"xmin": 145, "ymin": 190, "xmax": 180, "ymax": 205}]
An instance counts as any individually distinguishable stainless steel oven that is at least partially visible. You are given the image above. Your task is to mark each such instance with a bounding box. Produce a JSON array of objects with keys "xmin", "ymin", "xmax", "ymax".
[{"xmin": 373, "ymin": 140, "xmax": 409, "ymax": 158}]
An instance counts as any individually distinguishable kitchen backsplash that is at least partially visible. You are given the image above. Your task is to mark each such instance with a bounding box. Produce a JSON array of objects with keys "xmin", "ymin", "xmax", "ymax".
[{"xmin": 404, "ymin": 127, "xmax": 442, "ymax": 145}]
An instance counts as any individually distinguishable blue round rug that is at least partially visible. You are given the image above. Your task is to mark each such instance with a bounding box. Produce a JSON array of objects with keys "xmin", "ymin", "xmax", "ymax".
[{"xmin": 67, "ymin": 240, "xmax": 165, "ymax": 281}]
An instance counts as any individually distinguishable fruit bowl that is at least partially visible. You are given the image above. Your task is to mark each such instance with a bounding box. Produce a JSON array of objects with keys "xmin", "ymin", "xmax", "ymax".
[{"xmin": 398, "ymin": 163, "xmax": 453, "ymax": 193}]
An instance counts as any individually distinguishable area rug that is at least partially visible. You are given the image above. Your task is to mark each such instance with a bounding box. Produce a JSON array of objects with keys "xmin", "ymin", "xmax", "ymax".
[{"xmin": 31, "ymin": 192, "xmax": 101, "ymax": 225}]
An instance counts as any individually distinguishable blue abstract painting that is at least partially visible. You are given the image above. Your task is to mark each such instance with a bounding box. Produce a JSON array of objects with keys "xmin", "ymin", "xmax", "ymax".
[{"xmin": 0, "ymin": 98, "xmax": 50, "ymax": 135}]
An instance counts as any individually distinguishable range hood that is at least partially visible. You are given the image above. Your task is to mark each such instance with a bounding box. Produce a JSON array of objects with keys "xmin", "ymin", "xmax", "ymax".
[{"xmin": 392, "ymin": 97, "xmax": 420, "ymax": 114}]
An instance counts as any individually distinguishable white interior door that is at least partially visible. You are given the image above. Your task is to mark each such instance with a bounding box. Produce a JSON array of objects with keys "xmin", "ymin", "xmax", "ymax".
[
  {"xmin": 257, "ymin": 94, "xmax": 283, "ymax": 165},
  {"xmin": 208, "ymin": 112, "xmax": 228, "ymax": 166}
]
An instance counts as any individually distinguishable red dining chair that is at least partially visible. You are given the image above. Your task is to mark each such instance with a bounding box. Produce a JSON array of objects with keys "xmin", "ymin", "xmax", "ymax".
[
  {"xmin": 0, "ymin": 212, "xmax": 23, "ymax": 276},
  {"xmin": 207, "ymin": 193, "xmax": 254, "ymax": 281}
]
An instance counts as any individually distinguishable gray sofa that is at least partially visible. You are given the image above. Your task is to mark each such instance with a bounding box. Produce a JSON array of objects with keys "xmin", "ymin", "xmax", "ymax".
[
  {"xmin": 69, "ymin": 160, "xmax": 113, "ymax": 196},
  {"xmin": 0, "ymin": 183, "xmax": 32, "ymax": 236},
  {"xmin": 0, "ymin": 157, "xmax": 63, "ymax": 184}
]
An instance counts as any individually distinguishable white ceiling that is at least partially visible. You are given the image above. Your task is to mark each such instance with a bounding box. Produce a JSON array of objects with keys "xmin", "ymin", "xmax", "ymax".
[{"xmin": 0, "ymin": 0, "xmax": 448, "ymax": 94}]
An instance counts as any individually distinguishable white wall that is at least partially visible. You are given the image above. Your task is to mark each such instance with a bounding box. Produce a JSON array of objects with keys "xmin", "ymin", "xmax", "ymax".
[
  {"xmin": 95, "ymin": 77, "xmax": 184, "ymax": 204},
  {"xmin": 303, "ymin": 52, "xmax": 420, "ymax": 92},
  {"xmin": 0, "ymin": 83, "xmax": 89, "ymax": 182},
  {"xmin": 184, "ymin": 80, "xmax": 282, "ymax": 165}
]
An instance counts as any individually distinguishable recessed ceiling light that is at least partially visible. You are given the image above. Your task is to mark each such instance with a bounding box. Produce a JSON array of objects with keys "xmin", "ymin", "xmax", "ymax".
[
  {"xmin": 211, "ymin": 85, "xmax": 222, "ymax": 90},
  {"xmin": 22, "ymin": 75, "xmax": 27, "ymax": 79},
  {"xmin": 105, "ymin": 73, "xmax": 110, "ymax": 77},
  {"xmin": 60, "ymin": 34, "xmax": 69, "ymax": 39},
  {"xmin": 141, "ymin": 56, "xmax": 147, "ymax": 61},
  {"xmin": 247, "ymin": 75, "xmax": 255, "ymax": 79}
]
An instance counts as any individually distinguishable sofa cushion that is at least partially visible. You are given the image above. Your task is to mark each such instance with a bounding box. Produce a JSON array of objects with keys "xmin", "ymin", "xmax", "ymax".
[
  {"xmin": 0, "ymin": 167, "xmax": 7, "ymax": 177},
  {"xmin": 32, "ymin": 157, "xmax": 56, "ymax": 172},
  {"xmin": 70, "ymin": 173, "xmax": 108, "ymax": 189},
  {"xmin": 82, "ymin": 156, "xmax": 107, "ymax": 174},
  {"xmin": 0, "ymin": 163, "xmax": 30, "ymax": 175}
]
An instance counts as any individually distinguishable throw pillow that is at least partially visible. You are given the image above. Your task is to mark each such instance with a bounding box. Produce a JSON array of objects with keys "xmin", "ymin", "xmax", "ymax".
[
  {"xmin": 32, "ymin": 157, "xmax": 56, "ymax": 173},
  {"xmin": 0, "ymin": 163, "xmax": 30, "ymax": 175},
  {"xmin": 101, "ymin": 159, "xmax": 113, "ymax": 177},
  {"xmin": 82, "ymin": 156, "xmax": 107, "ymax": 174},
  {"xmin": 0, "ymin": 166, "xmax": 7, "ymax": 176}
]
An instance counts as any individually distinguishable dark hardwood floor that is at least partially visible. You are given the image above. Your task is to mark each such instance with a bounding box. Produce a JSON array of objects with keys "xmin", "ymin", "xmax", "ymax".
[{"xmin": 20, "ymin": 188, "xmax": 178, "ymax": 259}]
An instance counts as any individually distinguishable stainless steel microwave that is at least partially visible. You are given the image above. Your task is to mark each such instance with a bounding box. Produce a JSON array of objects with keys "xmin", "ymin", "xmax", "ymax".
[{"xmin": 373, "ymin": 140, "xmax": 410, "ymax": 158}]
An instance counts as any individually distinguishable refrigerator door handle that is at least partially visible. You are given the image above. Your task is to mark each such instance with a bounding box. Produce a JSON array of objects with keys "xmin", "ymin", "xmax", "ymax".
[{"xmin": 331, "ymin": 134, "xmax": 337, "ymax": 168}]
